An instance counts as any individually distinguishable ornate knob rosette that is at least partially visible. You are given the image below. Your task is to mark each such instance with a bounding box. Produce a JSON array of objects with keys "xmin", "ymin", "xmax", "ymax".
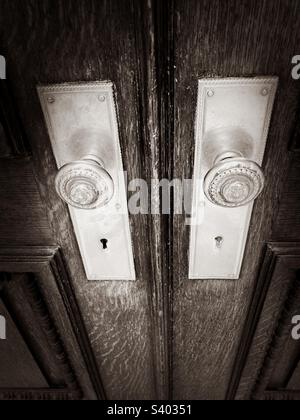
[
  {"xmin": 203, "ymin": 158, "xmax": 265, "ymax": 208},
  {"xmin": 55, "ymin": 159, "xmax": 114, "ymax": 210}
]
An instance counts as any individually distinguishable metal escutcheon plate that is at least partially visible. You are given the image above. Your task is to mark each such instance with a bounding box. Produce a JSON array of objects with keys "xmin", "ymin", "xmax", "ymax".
[
  {"xmin": 38, "ymin": 82, "xmax": 136, "ymax": 281},
  {"xmin": 189, "ymin": 77, "xmax": 278, "ymax": 280}
]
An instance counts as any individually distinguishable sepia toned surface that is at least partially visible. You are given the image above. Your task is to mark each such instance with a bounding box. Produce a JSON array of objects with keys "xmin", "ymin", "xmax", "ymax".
[{"xmin": 0, "ymin": 0, "xmax": 299, "ymax": 400}]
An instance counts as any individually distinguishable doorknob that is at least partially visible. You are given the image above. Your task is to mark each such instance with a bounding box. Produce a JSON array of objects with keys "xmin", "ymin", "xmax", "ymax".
[
  {"xmin": 55, "ymin": 155, "xmax": 114, "ymax": 210},
  {"xmin": 203, "ymin": 153, "xmax": 265, "ymax": 208},
  {"xmin": 203, "ymin": 127, "xmax": 265, "ymax": 208}
]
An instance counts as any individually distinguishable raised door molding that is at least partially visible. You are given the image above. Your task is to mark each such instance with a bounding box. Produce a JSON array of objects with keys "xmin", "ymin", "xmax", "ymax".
[
  {"xmin": 0, "ymin": 247, "xmax": 105, "ymax": 400},
  {"xmin": 227, "ymin": 243, "xmax": 300, "ymax": 400}
]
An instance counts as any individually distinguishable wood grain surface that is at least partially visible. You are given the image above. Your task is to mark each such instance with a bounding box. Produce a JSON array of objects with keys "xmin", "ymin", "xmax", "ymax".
[
  {"xmin": 0, "ymin": 122, "xmax": 12, "ymax": 157},
  {"xmin": 231, "ymin": 244, "xmax": 300, "ymax": 400},
  {"xmin": 0, "ymin": 247, "xmax": 99, "ymax": 400},
  {"xmin": 0, "ymin": 0, "xmax": 158, "ymax": 399},
  {"xmin": 0, "ymin": 0, "xmax": 300, "ymax": 400},
  {"xmin": 272, "ymin": 156, "xmax": 300, "ymax": 241},
  {"xmin": 133, "ymin": 0, "xmax": 175, "ymax": 399},
  {"xmin": 0, "ymin": 81, "xmax": 29, "ymax": 158},
  {"xmin": 0, "ymin": 159, "xmax": 54, "ymax": 246},
  {"xmin": 172, "ymin": 0, "xmax": 300, "ymax": 400},
  {"xmin": 0, "ymin": 295, "xmax": 48, "ymax": 388},
  {"xmin": 291, "ymin": 107, "xmax": 300, "ymax": 151}
]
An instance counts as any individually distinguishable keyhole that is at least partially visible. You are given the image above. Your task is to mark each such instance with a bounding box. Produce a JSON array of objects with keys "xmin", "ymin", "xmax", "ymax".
[
  {"xmin": 100, "ymin": 239, "xmax": 108, "ymax": 250},
  {"xmin": 215, "ymin": 236, "xmax": 224, "ymax": 249}
]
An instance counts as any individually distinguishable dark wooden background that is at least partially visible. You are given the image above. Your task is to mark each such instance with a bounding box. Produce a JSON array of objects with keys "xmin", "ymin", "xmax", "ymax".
[
  {"xmin": 0, "ymin": 0, "xmax": 299, "ymax": 400},
  {"xmin": 172, "ymin": 0, "xmax": 300, "ymax": 400}
]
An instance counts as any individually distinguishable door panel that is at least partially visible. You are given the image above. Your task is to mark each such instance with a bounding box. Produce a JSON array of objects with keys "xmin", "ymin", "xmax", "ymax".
[
  {"xmin": 0, "ymin": 159, "xmax": 53, "ymax": 246},
  {"xmin": 0, "ymin": 295, "xmax": 48, "ymax": 389},
  {"xmin": 232, "ymin": 244, "xmax": 300, "ymax": 400},
  {"xmin": 0, "ymin": 0, "xmax": 299, "ymax": 400},
  {"xmin": 0, "ymin": 267, "xmax": 92, "ymax": 400},
  {"xmin": 172, "ymin": 0, "xmax": 300, "ymax": 400},
  {"xmin": 0, "ymin": 0, "xmax": 159, "ymax": 401}
]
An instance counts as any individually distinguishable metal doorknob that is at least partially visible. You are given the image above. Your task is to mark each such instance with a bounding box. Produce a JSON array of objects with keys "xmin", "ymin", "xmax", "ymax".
[
  {"xmin": 203, "ymin": 153, "xmax": 265, "ymax": 207},
  {"xmin": 55, "ymin": 155, "xmax": 114, "ymax": 210}
]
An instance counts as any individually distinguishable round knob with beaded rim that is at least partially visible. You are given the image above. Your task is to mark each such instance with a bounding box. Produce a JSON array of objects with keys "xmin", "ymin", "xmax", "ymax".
[
  {"xmin": 203, "ymin": 157, "xmax": 265, "ymax": 208},
  {"xmin": 55, "ymin": 157, "xmax": 114, "ymax": 210}
]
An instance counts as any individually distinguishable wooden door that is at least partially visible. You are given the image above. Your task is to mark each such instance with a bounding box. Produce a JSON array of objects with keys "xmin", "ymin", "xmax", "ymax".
[{"xmin": 0, "ymin": 0, "xmax": 300, "ymax": 400}]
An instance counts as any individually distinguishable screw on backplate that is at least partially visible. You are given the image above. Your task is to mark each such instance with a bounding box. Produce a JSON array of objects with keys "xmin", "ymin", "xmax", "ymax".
[
  {"xmin": 215, "ymin": 236, "xmax": 224, "ymax": 249},
  {"xmin": 207, "ymin": 89, "xmax": 215, "ymax": 98},
  {"xmin": 47, "ymin": 96, "xmax": 55, "ymax": 104},
  {"xmin": 261, "ymin": 88, "xmax": 269, "ymax": 96},
  {"xmin": 98, "ymin": 95, "xmax": 106, "ymax": 102}
]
